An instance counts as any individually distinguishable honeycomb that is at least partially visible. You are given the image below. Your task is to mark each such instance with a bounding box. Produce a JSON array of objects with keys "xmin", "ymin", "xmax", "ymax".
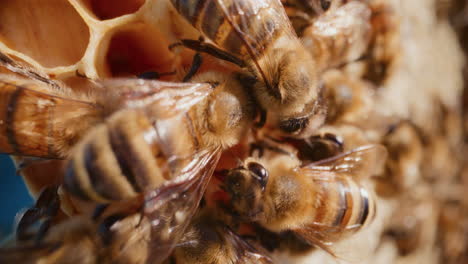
[{"xmin": 0, "ymin": 0, "xmax": 466, "ymax": 263}]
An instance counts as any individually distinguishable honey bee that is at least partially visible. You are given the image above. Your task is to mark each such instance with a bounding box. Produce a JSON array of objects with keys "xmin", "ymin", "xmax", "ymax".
[
  {"xmin": 384, "ymin": 191, "xmax": 438, "ymax": 257},
  {"xmin": 0, "ymin": 52, "xmax": 254, "ymax": 201},
  {"xmin": 374, "ymin": 121, "xmax": 424, "ymax": 197},
  {"xmin": 0, "ymin": 53, "xmax": 256, "ymax": 261},
  {"xmin": 222, "ymin": 144, "xmax": 386, "ymax": 253},
  {"xmin": 285, "ymin": 128, "xmax": 344, "ymax": 163},
  {"xmin": 362, "ymin": 2, "xmax": 399, "ymax": 85},
  {"xmin": 173, "ymin": 209, "xmax": 273, "ymax": 264},
  {"xmin": 169, "ymin": 0, "xmax": 327, "ymax": 137},
  {"xmin": 1, "ymin": 161, "xmax": 228, "ymax": 264},
  {"xmin": 282, "ymin": 0, "xmax": 348, "ymax": 33},
  {"xmin": 1, "ymin": 212, "xmax": 155, "ymax": 264},
  {"xmin": 300, "ymin": 1, "xmax": 372, "ymax": 71},
  {"xmin": 1, "ymin": 217, "xmax": 101, "ymax": 264}
]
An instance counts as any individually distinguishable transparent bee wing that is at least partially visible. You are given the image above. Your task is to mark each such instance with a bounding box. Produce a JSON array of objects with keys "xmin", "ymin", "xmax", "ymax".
[
  {"xmin": 217, "ymin": 0, "xmax": 297, "ymax": 56},
  {"xmin": 143, "ymin": 148, "xmax": 221, "ymax": 264},
  {"xmin": 296, "ymin": 221, "xmax": 363, "ymax": 241},
  {"xmin": 216, "ymin": 0, "xmax": 298, "ymax": 87},
  {"xmin": 174, "ymin": 214, "xmax": 273, "ymax": 264},
  {"xmin": 7, "ymin": 149, "xmax": 221, "ymax": 264},
  {"xmin": 0, "ymin": 75, "xmax": 102, "ymax": 159},
  {"xmin": 223, "ymin": 227, "xmax": 273, "ymax": 264},
  {"xmin": 301, "ymin": 144, "xmax": 388, "ymax": 180},
  {"xmin": 0, "ymin": 51, "xmax": 62, "ymax": 89},
  {"xmin": 294, "ymin": 223, "xmax": 367, "ymax": 261},
  {"xmin": 0, "ymin": 74, "xmax": 213, "ymax": 161},
  {"xmin": 100, "ymin": 79, "xmax": 213, "ymax": 119}
]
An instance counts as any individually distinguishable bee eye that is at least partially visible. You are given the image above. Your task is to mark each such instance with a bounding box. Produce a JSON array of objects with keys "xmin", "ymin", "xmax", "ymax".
[
  {"xmin": 247, "ymin": 162, "xmax": 269, "ymax": 188},
  {"xmin": 320, "ymin": 0, "xmax": 331, "ymax": 11},
  {"xmin": 279, "ymin": 117, "xmax": 309, "ymax": 134}
]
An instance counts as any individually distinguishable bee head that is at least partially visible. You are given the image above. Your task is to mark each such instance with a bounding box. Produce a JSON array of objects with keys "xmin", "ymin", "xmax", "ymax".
[
  {"xmin": 224, "ymin": 161, "xmax": 269, "ymax": 220},
  {"xmin": 256, "ymin": 47, "xmax": 326, "ymax": 138}
]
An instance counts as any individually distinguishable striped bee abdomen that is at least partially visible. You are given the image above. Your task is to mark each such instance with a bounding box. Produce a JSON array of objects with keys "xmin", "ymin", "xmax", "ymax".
[
  {"xmin": 312, "ymin": 176, "xmax": 375, "ymax": 240},
  {"xmin": 170, "ymin": 0, "xmax": 280, "ymax": 59},
  {"xmin": 64, "ymin": 109, "xmax": 166, "ymax": 202},
  {"xmin": 0, "ymin": 80, "xmax": 100, "ymax": 159}
]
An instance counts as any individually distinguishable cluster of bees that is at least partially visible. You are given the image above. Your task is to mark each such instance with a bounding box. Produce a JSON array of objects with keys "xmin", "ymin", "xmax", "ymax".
[
  {"xmin": 0, "ymin": 0, "xmax": 464, "ymax": 263},
  {"xmin": 440, "ymin": 1, "xmax": 468, "ymax": 263}
]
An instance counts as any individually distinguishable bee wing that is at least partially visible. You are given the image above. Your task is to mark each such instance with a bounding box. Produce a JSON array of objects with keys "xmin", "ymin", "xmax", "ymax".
[
  {"xmin": 0, "ymin": 75, "xmax": 102, "ymax": 159},
  {"xmin": 143, "ymin": 147, "xmax": 221, "ymax": 264},
  {"xmin": 296, "ymin": 221, "xmax": 364, "ymax": 241},
  {"xmin": 224, "ymin": 227, "xmax": 273, "ymax": 264},
  {"xmin": 177, "ymin": 224, "xmax": 273, "ymax": 264},
  {"xmin": 216, "ymin": 0, "xmax": 297, "ymax": 85},
  {"xmin": 301, "ymin": 144, "xmax": 387, "ymax": 180},
  {"xmin": 293, "ymin": 222, "xmax": 366, "ymax": 260},
  {"xmin": 100, "ymin": 79, "xmax": 213, "ymax": 119},
  {"xmin": 0, "ymin": 76, "xmax": 212, "ymax": 160},
  {"xmin": 0, "ymin": 51, "xmax": 62, "ymax": 90}
]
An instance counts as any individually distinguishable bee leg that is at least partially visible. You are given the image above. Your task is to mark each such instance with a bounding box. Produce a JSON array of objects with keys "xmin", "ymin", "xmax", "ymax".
[
  {"xmin": 16, "ymin": 186, "xmax": 60, "ymax": 244},
  {"xmin": 15, "ymin": 157, "xmax": 52, "ymax": 175},
  {"xmin": 183, "ymin": 53, "xmax": 203, "ymax": 82},
  {"xmin": 176, "ymin": 37, "xmax": 246, "ymax": 67},
  {"xmin": 138, "ymin": 70, "xmax": 177, "ymax": 80},
  {"xmin": 35, "ymin": 186, "xmax": 60, "ymax": 245},
  {"xmin": 34, "ymin": 219, "xmax": 52, "ymax": 245},
  {"xmin": 16, "ymin": 209, "xmax": 41, "ymax": 241},
  {"xmin": 168, "ymin": 41, "xmax": 183, "ymax": 51},
  {"xmin": 35, "ymin": 185, "xmax": 60, "ymax": 212}
]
